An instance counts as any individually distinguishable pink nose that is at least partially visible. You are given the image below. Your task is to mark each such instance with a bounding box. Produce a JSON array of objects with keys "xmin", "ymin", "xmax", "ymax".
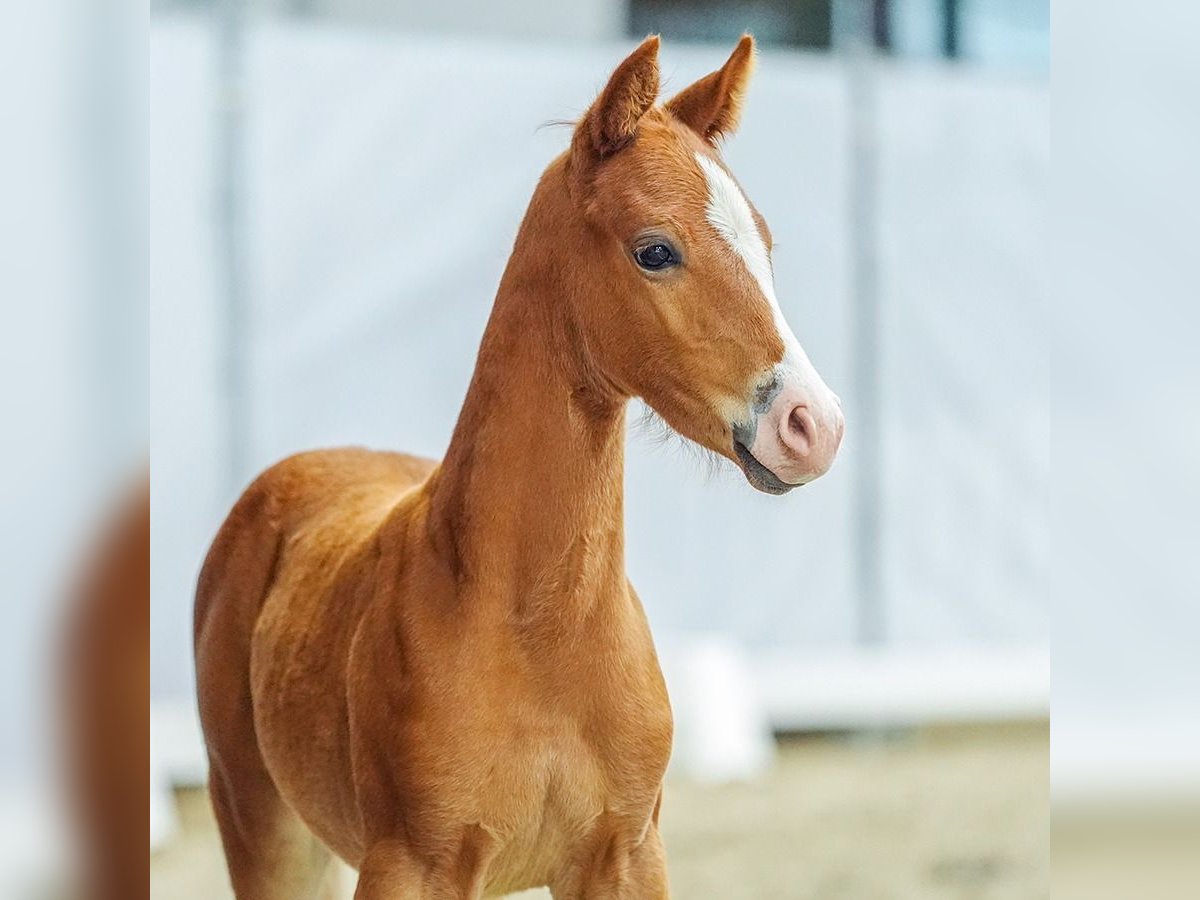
[
  {"xmin": 781, "ymin": 404, "xmax": 844, "ymax": 467},
  {"xmin": 782, "ymin": 405, "xmax": 816, "ymax": 457},
  {"xmin": 749, "ymin": 389, "xmax": 844, "ymax": 486},
  {"xmin": 781, "ymin": 402, "xmax": 843, "ymax": 473}
]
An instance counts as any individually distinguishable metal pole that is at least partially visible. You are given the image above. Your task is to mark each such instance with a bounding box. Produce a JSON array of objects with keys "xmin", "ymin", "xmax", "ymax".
[
  {"xmin": 942, "ymin": 0, "xmax": 960, "ymax": 59},
  {"xmin": 836, "ymin": 0, "xmax": 885, "ymax": 647},
  {"xmin": 216, "ymin": 0, "xmax": 249, "ymax": 489}
]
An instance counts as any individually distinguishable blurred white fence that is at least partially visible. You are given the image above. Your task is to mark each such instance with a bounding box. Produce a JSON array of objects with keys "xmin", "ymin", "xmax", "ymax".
[{"xmin": 150, "ymin": 17, "xmax": 1049, "ymax": 776}]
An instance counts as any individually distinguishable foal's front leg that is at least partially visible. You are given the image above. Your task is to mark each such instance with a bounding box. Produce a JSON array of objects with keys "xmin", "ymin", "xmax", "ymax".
[
  {"xmin": 353, "ymin": 827, "xmax": 499, "ymax": 900},
  {"xmin": 553, "ymin": 823, "xmax": 670, "ymax": 900},
  {"xmin": 352, "ymin": 841, "xmax": 426, "ymax": 900}
]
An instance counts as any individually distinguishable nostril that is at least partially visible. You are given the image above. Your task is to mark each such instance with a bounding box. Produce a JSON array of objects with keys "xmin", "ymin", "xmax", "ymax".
[
  {"xmin": 788, "ymin": 407, "xmax": 808, "ymax": 439},
  {"xmin": 784, "ymin": 406, "xmax": 812, "ymax": 456}
]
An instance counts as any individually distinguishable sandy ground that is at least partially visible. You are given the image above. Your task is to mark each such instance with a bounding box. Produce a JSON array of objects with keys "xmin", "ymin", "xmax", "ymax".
[{"xmin": 151, "ymin": 723, "xmax": 1048, "ymax": 899}]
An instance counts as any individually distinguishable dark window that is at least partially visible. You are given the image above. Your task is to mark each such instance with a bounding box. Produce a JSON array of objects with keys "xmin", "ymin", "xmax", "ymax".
[{"xmin": 629, "ymin": 0, "xmax": 835, "ymax": 50}]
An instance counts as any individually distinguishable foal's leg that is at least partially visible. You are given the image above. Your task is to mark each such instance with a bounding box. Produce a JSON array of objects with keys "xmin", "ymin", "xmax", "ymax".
[
  {"xmin": 351, "ymin": 840, "xmax": 426, "ymax": 899},
  {"xmin": 197, "ymin": 502, "xmax": 338, "ymax": 899},
  {"xmin": 353, "ymin": 827, "xmax": 499, "ymax": 900},
  {"xmin": 207, "ymin": 744, "xmax": 338, "ymax": 899},
  {"xmin": 553, "ymin": 824, "xmax": 670, "ymax": 900},
  {"xmin": 625, "ymin": 827, "xmax": 670, "ymax": 899}
]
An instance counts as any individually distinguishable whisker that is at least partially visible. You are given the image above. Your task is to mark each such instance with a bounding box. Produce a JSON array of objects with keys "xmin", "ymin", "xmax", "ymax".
[
  {"xmin": 535, "ymin": 117, "xmax": 579, "ymax": 134},
  {"xmin": 630, "ymin": 402, "xmax": 731, "ymax": 483}
]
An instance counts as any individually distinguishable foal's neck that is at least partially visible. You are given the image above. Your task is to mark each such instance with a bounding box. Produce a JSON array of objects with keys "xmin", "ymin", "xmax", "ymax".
[{"xmin": 426, "ymin": 163, "xmax": 628, "ymax": 610}]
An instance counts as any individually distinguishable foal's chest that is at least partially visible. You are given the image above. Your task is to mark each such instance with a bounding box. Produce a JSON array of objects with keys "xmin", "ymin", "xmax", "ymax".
[
  {"xmin": 474, "ymin": 699, "xmax": 670, "ymax": 894},
  {"xmin": 351, "ymin": 576, "xmax": 674, "ymax": 890},
  {"xmin": 401, "ymin": 621, "xmax": 672, "ymax": 887}
]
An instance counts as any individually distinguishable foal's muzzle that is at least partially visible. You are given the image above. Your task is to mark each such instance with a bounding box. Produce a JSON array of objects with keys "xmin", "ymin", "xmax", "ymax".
[{"xmin": 733, "ymin": 368, "xmax": 845, "ymax": 493}]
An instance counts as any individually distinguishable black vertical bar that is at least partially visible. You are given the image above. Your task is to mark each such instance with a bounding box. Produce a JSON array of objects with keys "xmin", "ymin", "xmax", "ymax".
[
  {"xmin": 873, "ymin": 0, "xmax": 891, "ymax": 51},
  {"xmin": 943, "ymin": 0, "xmax": 960, "ymax": 58}
]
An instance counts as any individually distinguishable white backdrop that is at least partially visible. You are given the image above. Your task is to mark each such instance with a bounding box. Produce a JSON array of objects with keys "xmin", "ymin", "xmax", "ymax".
[{"xmin": 150, "ymin": 18, "xmax": 1049, "ymax": 731}]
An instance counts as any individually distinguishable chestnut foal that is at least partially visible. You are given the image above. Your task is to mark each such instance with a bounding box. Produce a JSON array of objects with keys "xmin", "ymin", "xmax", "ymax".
[{"xmin": 195, "ymin": 35, "xmax": 843, "ymax": 900}]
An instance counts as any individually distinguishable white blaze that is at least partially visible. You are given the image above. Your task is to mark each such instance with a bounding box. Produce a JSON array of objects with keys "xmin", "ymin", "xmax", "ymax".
[{"xmin": 694, "ymin": 151, "xmax": 830, "ymax": 402}]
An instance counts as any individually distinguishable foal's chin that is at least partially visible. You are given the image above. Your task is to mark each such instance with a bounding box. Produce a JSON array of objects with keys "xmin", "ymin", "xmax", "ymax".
[
  {"xmin": 732, "ymin": 440, "xmax": 803, "ymax": 495},
  {"xmin": 637, "ymin": 407, "xmax": 805, "ymax": 496}
]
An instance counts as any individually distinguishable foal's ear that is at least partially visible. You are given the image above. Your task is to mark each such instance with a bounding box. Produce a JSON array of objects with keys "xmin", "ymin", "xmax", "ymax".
[
  {"xmin": 574, "ymin": 35, "xmax": 661, "ymax": 159},
  {"xmin": 666, "ymin": 34, "xmax": 756, "ymax": 144}
]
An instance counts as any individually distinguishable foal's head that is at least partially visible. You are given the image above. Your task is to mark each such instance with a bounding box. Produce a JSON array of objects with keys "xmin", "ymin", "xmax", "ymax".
[{"xmin": 559, "ymin": 35, "xmax": 843, "ymax": 493}]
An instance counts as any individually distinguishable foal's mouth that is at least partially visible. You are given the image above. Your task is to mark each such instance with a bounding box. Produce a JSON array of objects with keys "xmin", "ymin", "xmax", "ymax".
[{"xmin": 732, "ymin": 440, "xmax": 801, "ymax": 495}]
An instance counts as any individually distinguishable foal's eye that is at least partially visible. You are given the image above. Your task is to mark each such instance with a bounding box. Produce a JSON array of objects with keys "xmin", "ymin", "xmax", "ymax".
[{"xmin": 633, "ymin": 242, "xmax": 678, "ymax": 271}]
